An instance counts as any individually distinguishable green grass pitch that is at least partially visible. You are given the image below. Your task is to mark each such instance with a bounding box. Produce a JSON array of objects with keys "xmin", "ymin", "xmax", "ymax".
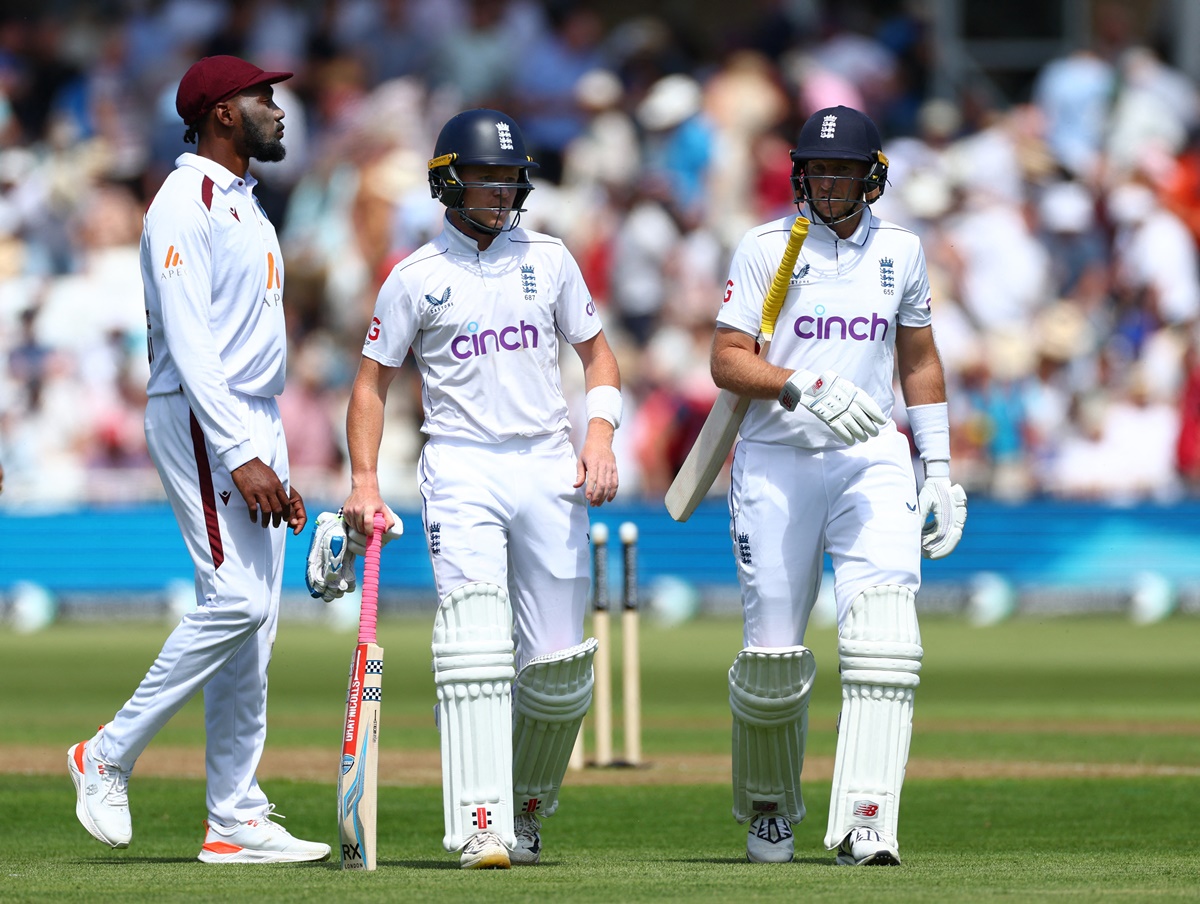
[{"xmin": 2, "ymin": 613, "xmax": 1199, "ymax": 902}]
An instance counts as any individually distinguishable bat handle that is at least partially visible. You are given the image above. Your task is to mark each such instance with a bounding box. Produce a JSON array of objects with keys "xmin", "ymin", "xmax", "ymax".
[{"xmin": 358, "ymin": 511, "xmax": 385, "ymax": 646}]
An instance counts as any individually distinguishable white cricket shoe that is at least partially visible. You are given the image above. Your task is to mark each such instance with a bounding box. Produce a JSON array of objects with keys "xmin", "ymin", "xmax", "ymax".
[
  {"xmin": 68, "ymin": 736, "xmax": 132, "ymax": 848},
  {"xmin": 460, "ymin": 832, "xmax": 511, "ymax": 870},
  {"xmin": 746, "ymin": 814, "xmax": 794, "ymax": 863},
  {"xmin": 198, "ymin": 806, "xmax": 331, "ymax": 864},
  {"xmin": 510, "ymin": 813, "xmax": 541, "ymax": 865},
  {"xmin": 835, "ymin": 826, "xmax": 901, "ymax": 866}
]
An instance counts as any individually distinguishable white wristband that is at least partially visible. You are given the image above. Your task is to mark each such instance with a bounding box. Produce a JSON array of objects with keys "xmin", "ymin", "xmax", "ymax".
[
  {"xmin": 907, "ymin": 402, "xmax": 950, "ymax": 463},
  {"xmin": 586, "ymin": 385, "xmax": 622, "ymax": 429}
]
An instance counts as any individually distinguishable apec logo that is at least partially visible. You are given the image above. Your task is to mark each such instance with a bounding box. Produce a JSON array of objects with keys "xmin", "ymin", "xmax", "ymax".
[
  {"xmin": 451, "ymin": 320, "xmax": 540, "ymax": 360},
  {"xmin": 793, "ymin": 305, "xmax": 890, "ymax": 342}
]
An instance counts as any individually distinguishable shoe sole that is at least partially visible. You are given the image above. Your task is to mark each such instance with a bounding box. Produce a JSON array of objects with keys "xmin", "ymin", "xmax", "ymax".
[
  {"xmin": 835, "ymin": 850, "xmax": 901, "ymax": 866},
  {"xmin": 460, "ymin": 850, "xmax": 511, "ymax": 869},
  {"xmin": 747, "ymin": 850, "xmax": 795, "ymax": 863},
  {"xmin": 198, "ymin": 848, "xmax": 331, "ymax": 864},
  {"xmin": 67, "ymin": 744, "xmax": 130, "ymax": 849}
]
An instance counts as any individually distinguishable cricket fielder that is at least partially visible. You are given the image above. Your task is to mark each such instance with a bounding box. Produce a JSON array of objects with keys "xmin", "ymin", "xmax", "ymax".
[
  {"xmin": 67, "ymin": 55, "xmax": 328, "ymax": 864},
  {"xmin": 316, "ymin": 108, "xmax": 620, "ymax": 869},
  {"xmin": 712, "ymin": 105, "xmax": 967, "ymax": 865}
]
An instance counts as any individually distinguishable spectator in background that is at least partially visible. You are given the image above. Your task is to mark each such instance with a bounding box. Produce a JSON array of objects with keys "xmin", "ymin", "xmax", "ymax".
[
  {"xmin": 509, "ymin": 3, "xmax": 605, "ymax": 184},
  {"xmin": 1107, "ymin": 177, "xmax": 1200, "ymax": 333},
  {"xmin": 1032, "ymin": 43, "xmax": 1115, "ymax": 184},
  {"xmin": 636, "ymin": 73, "xmax": 714, "ymax": 223}
]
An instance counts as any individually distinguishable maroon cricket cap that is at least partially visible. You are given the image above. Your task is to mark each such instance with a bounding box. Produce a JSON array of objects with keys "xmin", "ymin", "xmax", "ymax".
[{"xmin": 176, "ymin": 55, "xmax": 293, "ymax": 126}]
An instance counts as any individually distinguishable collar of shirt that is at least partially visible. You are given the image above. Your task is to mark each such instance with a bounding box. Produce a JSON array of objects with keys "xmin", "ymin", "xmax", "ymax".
[
  {"xmin": 441, "ymin": 213, "xmax": 513, "ymax": 258},
  {"xmin": 174, "ymin": 152, "xmax": 258, "ymax": 193},
  {"xmin": 801, "ymin": 203, "xmax": 875, "ymax": 246}
]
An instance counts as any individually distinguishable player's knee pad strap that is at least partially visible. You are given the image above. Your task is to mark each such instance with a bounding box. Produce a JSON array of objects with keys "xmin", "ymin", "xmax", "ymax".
[
  {"xmin": 432, "ymin": 582, "xmax": 516, "ymax": 851},
  {"xmin": 730, "ymin": 645, "xmax": 817, "ymax": 824},
  {"xmin": 825, "ymin": 585, "xmax": 922, "ymax": 850},
  {"xmin": 512, "ymin": 637, "xmax": 598, "ymax": 817}
]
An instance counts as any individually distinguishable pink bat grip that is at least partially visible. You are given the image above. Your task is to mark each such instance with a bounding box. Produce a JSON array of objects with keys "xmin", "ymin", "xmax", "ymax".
[{"xmin": 358, "ymin": 512, "xmax": 385, "ymax": 645}]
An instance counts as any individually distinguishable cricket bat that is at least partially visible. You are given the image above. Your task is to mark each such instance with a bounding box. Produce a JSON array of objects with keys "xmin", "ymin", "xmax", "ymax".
[
  {"xmin": 664, "ymin": 216, "xmax": 809, "ymax": 521},
  {"xmin": 338, "ymin": 511, "xmax": 386, "ymax": 870}
]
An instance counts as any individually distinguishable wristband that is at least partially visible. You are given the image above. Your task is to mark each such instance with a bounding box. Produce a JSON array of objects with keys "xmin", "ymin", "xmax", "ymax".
[
  {"xmin": 586, "ymin": 385, "xmax": 623, "ymax": 429},
  {"xmin": 906, "ymin": 402, "xmax": 950, "ymax": 463}
]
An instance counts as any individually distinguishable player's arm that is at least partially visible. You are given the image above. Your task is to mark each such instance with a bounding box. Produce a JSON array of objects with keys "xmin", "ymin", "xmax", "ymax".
[
  {"xmin": 341, "ymin": 355, "xmax": 400, "ymax": 536},
  {"xmin": 571, "ymin": 330, "xmax": 620, "ymax": 506},
  {"xmin": 895, "ymin": 324, "xmax": 946, "ymax": 407},
  {"xmin": 710, "ymin": 326, "xmax": 793, "ymax": 399},
  {"xmin": 897, "ymin": 323, "xmax": 966, "ymax": 558}
]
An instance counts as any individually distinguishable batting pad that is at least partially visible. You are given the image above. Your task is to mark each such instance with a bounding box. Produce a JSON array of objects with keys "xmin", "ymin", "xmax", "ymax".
[
  {"xmin": 512, "ymin": 637, "xmax": 599, "ymax": 817},
  {"xmin": 432, "ymin": 582, "xmax": 517, "ymax": 851},
  {"xmin": 824, "ymin": 585, "xmax": 923, "ymax": 850},
  {"xmin": 729, "ymin": 645, "xmax": 817, "ymax": 824}
]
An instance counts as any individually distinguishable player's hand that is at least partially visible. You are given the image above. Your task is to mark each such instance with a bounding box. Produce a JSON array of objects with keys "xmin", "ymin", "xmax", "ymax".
[
  {"xmin": 346, "ymin": 503, "xmax": 403, "ymax": 555},
  {"xmin": 231, "ymin": 458, "xmax": 291, "ymax": 527},
  {"xmin": 779, "ymin": 369, "xmax": 887, "ymax": 444},
  {"xmin": 305, "ymin": 511, "xmax": 356, "ymax": 602},
  {"xmin": 287, "ymin": 486, "xmax": 307, "ymax": 535},
  {"xmin": 340, "ymin": 490, "xmax": 397, "ymax": 541},
  {"xmin": 575, "ymin": 427, "xmax": 619, "ymax": 507},
  {"xmin": 917, "ymin": 473, "xmax": 967, "ymax": 559}
]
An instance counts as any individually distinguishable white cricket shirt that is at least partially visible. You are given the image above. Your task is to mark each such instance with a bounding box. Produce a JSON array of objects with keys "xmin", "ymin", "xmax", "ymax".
[
  {"xmin": 141, "ymin": 153, "xmax": 287, "ymax": 471},
  {"xmin": 717, "ymin": 206, "xmax": 932, "ymax": 449},
  {"xmin": 364, "ymin": 217, "xmax": 602, "ymax": 442}
]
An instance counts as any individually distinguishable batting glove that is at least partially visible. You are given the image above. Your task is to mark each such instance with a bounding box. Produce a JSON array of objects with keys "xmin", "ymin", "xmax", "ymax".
[
  {"xmin": 917, "ymin": 465, "xmax": 967, "ymax": 559},
  {"xmin": 305, "ymin": 511, "xmax": 356, "ymax": 602},
  {"xmin": 346, "ymin": 504, "xmax": 404, "ymax": 556},
  {"xmin": 779, "ymin": 369, "xmax": 888, "ymax": 445}
]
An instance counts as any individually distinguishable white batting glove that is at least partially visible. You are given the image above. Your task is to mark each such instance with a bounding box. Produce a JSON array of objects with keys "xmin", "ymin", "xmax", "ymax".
[
  {"xmin": 779, "ymin": 369, "xmax": 888, "ymax": 445},
  {"xmin": 305, "ymin": 511, "xmax": 356, "ymax": 602},
  {"xmin": 917, "ymin": 465, "xmax": 967, "ymax": 559},
  {"xmin": 346, "ymin": 504, "xmax": 404, "ymax": 556}
]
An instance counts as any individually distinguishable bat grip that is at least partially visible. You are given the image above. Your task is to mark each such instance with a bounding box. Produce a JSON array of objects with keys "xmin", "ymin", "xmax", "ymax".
[{"xmin": 358, "ymin": 511, "xmax": 385, "ymax": 645}]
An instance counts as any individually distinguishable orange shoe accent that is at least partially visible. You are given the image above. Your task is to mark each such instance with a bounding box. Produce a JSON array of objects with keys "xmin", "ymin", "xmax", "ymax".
[
  {"xmin": 73, "ymin": 742, "xmax": 86, "ymax": 773},
  {"xmin": 202, "ymin": 841, "xmax": 243, "ymax": 854}
]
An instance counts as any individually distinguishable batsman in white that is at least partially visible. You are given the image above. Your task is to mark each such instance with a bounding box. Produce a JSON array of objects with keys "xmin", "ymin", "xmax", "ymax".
[
  {"xmin": 712, "ymin": 105, "xmax": 967, "ymax": 866},
  {"xmin": 310, "ymin": 108, "xmax": 621, "ymax": 870},
  {"xmin": 67, "ymin": 56, "xmax": 329, "ymax": 863}
]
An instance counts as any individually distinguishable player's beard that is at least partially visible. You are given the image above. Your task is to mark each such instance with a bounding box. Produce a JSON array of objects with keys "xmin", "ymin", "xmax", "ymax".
[{"xmin": 244, "ymin": 115, "xmax": 286, "ymax": 163}]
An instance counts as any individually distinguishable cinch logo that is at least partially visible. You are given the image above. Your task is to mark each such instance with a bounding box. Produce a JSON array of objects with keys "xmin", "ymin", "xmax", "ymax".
[
  {"xmin": 451, "ymin": 320, "xmax": 539, "ymax": 359},
  {"xmin": 794, "ymin": 305, "xmax": 890, "ymax": 342}
]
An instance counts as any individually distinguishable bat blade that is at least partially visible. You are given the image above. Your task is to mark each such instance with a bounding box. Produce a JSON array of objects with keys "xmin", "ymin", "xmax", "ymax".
[
  {"xmin": 338, "ymin": 641, "xmax": 382, "ymax": 870},
  {"xmin": 664, "ymin": 217, "xmax": 809, "ymax": 521},
  {"xmin": 663, "ymin": 390, "xmax": 749, "ymax": 522},
  {"xmin": 338, "ymin": 513, "xmax": 386, "ymax": 871}
]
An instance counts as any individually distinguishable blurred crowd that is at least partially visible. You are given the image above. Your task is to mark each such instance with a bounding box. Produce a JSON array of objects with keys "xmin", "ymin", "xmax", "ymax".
[{"xmin": 3, "ymin": 0, "xmax": 1200, "ymax": 509}]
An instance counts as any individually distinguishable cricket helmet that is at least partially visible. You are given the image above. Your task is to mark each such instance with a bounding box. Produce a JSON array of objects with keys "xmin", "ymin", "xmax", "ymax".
[
  {"xmin": 789, "ymin": 105, "xmax": 888, "ymax": 224},
  {"xmin": 428, "ymin": 108, "xmax": 538, "ymax": 233}
]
